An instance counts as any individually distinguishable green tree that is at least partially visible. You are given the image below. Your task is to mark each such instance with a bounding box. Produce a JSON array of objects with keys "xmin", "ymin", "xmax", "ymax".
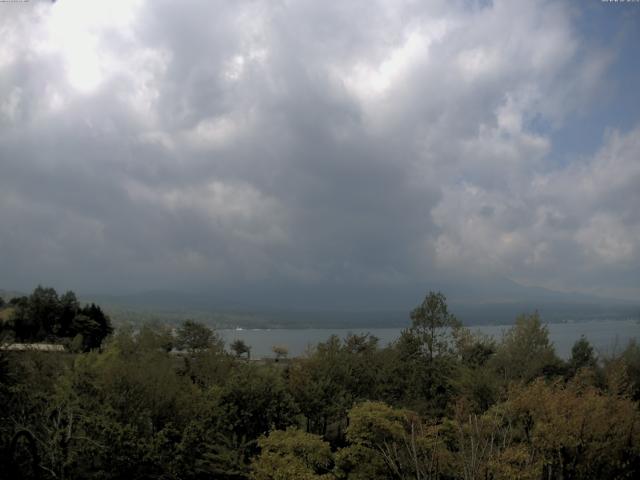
[
  {"xmin": 168, "ymin": 420, "xmax": 253, "ymax": 479},
  {"xmin": 27, "ymin": 285, "xmax": 61, "ymax": 340},
  {"xmin": 183, "ymin": 347, "xmax": 235, "ymax": 389},
  {"xmin": 70, "ymin": 314, "xmax": 101, "ymax": 352},
  {"xmin": 58, "ymin": 291, "xmax": 80, "ymax": 337},
  {"xmin": 9, "ymin": 285, "xmax": 61, "ymax": 341},
  {"xmin": 251, "ymin": 428, "xmax": 333, "ymax": 480},
  {"xmin": 218, "ymin": 364, "xmax": 298, "ymax": 441},
  {"xmin": 491, "ymin": 312, "xmax": 560, "ymax": 383},
  {"xmin": 338, "ymin": 401, "xmax": 450, "ymax": 479},
  {"xmin": 568, "ymin": 336, "xmax": 597, "ymax": 377},
  {"xmin": 78, "ymin": 303, "xmax": 112, "ymax": 349},
  {"xmin": 454, "ymin": 328, "xmax": 499, "ymax": 413},
  {"xmin": 603, "ymin": 339, "xmax": 640, "ymax": 401},
  {"xmin": 454, "ymin": 327, "xmax": 496, "ymax": 368},
  {"xmin": 231, "ymin": 339, "xmax": 251, "ymax": 359},
  {"xmin": 176, "ymin": 320, "xmax": 221, "ymax": 353},
  {"xmin": 394, "ymin": 291, "xmax": 462, "ymax": 416},
  {"xmin": 409, "ymin": 291, "xmax": 461, "ymax": 362},
  {"xmin": 287, "ymin": 334, "xmax": 381, "ymax": 437},
  {"xmin": 137, "ymin": 322, "xmax": 175, "ymax": 353},
  {"xmin": 340, "ymin": 333, "xmax": 381, "ymax": 402}
]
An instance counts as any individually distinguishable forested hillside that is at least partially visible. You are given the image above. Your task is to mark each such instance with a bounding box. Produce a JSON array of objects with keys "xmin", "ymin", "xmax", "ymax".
[{"xmin": 0, "ymin": 290, "xmax": 638, "ymax": 479}]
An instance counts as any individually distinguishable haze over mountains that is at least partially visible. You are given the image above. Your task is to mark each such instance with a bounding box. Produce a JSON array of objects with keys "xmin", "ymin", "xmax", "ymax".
[
  {"xmin": 74, "ymin": 277, "xmax": 638, "ymax": 328},
  {"xmin": 4, "ymin": 266, "xmax": 639, "ymax": 329}
]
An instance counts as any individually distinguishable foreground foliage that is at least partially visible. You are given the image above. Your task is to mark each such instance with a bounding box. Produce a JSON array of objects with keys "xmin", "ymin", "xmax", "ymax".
[{"xmin": 0, "ymin": 290, "xmax": 638, "ymax": 479}]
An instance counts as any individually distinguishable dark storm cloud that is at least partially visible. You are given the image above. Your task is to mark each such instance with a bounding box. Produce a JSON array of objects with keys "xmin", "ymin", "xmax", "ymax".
[{"xmin": 0, "ymin": 0, "xmax": 638, "ymax": 304}]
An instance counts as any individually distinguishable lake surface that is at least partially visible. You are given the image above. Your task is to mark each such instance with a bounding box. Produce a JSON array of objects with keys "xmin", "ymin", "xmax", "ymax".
[{"xmin": 219, "ymin": 318, "xmax": 640, "ymax": 359}]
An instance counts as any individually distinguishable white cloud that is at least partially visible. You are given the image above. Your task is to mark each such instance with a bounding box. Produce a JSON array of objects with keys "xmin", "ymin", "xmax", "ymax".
[
  {"xmin": 576, "ymin": 215, "xmax": 636, "ymax": 265},
  {"xmin": 37, "ymin": 0, "xmax": 143, "ymax": 92},
  {"xmin": 0, "ymin": 0, "xmax": 637, "ymax": 301},
  {"xmin": 432, "ymin": 127, "xmax": 640, "ymax": 296},
  {"xmin": 182, "ymin": 116, "xmax": 242, "ymax": 151}
]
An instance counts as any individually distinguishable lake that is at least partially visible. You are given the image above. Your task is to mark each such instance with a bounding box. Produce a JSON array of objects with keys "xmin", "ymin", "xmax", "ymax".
[{"xmin": 219, "ymin": 318, "xmax": 640, "ymax": 359}]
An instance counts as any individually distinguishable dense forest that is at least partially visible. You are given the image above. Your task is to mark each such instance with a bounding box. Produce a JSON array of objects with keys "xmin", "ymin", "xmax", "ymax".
[{"xmin": 0, "ymin": 287, "xmax": 639, "ymax": 479}]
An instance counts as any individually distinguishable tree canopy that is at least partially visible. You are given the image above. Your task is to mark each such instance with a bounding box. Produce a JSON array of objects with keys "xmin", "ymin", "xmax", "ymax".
[
  {"xmin": 0, "ymin": 286, "xmax": 112, "ymax": 351},
  {"xmin": 1, "ymin": 289, "xmax": 638, "ymax": 479},
  {"xmin": 175, "ymin": 319, "xmax": 222, "ymax": 353}
]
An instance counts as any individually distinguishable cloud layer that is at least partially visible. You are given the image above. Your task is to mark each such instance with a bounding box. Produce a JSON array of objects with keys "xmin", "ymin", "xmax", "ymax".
[{"xmin": 1, "ymin": 0, "xmax": 638, "ymax": 305}]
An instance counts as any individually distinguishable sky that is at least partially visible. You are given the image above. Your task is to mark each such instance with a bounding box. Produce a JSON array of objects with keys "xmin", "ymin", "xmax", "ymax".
[{"xmin": 1, "ymin": 0, "xmax": 639, "ymax": 308}]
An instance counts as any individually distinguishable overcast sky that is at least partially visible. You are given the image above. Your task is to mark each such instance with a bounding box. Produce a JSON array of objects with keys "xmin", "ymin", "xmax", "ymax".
[{"xmin": 1, "ymin": 0, "xmax": 639, "ymax": 307}]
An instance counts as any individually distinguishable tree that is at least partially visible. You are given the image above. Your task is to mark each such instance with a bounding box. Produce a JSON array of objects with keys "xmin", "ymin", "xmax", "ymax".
[
  {"xmin": 454, "ymin": 328, "xmax": 500, "ymax": 413},
  {"xmin": 218, "ymin": 364, "xmax": 298, "ymax": 441},
  {"xmin": 410, "ymin": 291, "xmax": 461, "ymax": 362},
  {"xmin": 603, "ymin": 339, "xmax": 640, "ymax": 401},
  {"xmin": 454, "ymin": 327, "xmax": 496, "ymax": 368},
  {"xmin": 501, "ymin": 380, "xmax": 640, "ymax": 479},
  {"xmin": 5, "ymin": 297, "xmax": 27, "ymax": 340},
  {"xmin": 8, "ymin": 285, "xmax": 61, "ymax": 341},
  {"xmin": 78, "ymin": 303, "xmax": 113, "ymax": 348},
  {"xmin": 5, "ymin": 287, "xmax": 111, "ymax": 348},
  {"xmin": 287, "ymin": 334, "xmax": 378, "ymax": 437},
  {"xmin": 175, "ymin": 320, "xmax": 221, "ymax": 353},
  {"xmin": 568, "ymin": 336, "xmax": 597, "ymax": 377},
  {"xmin": 398, "ymin": 291, "xmax": 462, "ymax": 416},
  {"xmin": 338, "ymin": 401, "xmax": 449, "ymax": 479},
  {"xmin": 491, "ymin": 312, "xmax": 560, "ymax": 383},
  {"xmin": 58, "ymin": 290, "xmax": 80, "ymax": 337},
  {"xmin": 27, "ymin": 285, "xmax": 61, "ymax": 340},
  {"xmin": 231, "ymin": 339, "xmax": 251, "ymax": 359},
  {"xmin": 251, "ymin": 428, "xmax": 333, "ymax": 480},
  {"xmin": 69, "ymin": 303, "xmax": 113, "ymax": 351},
  {"xmin": 137, "ymin": 322, "xmax": 175, "ymax": 353},
  {"xmin": 69, "ymin": 314, "xmax": 101, "ymax": 351}
]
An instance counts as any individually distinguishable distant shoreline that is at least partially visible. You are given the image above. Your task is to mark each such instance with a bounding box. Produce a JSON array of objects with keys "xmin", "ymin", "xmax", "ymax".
[{"xmin": 217, "ymin": 318, "xmax": 640, "ymax": 360}]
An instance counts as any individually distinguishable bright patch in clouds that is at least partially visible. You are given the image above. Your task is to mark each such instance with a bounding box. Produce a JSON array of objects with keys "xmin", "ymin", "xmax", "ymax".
[
  {"xmin": 341, "ymin": 21, "xmax": 449, "ymax": 101},
  {"xmin": 38, "ymin": 0, "xmax": 142, "ymax": 92}
]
